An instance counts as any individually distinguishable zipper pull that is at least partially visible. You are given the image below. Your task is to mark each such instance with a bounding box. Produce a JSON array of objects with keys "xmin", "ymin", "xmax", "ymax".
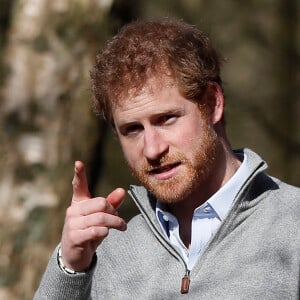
[{"xmin": 181, "ymin": 269, "xmax": 190, "ymax": 294}]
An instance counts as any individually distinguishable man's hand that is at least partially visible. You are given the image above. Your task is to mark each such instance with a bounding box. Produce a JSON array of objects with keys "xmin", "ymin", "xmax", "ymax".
[{"xmin": 60, "ymin": 161, "xmax": 127, "ymax": 272}]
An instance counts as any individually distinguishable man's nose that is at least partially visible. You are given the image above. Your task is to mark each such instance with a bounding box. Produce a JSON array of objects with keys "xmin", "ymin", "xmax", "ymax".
[{"xmin": 143, "ymin": 127, "xmax": 168, "ymax": 161}]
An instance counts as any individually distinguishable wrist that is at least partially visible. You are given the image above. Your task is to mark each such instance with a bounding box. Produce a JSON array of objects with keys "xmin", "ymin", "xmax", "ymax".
[{"xmin": 57, "ymin": 246, "xmax": 97, "ymax": 275}]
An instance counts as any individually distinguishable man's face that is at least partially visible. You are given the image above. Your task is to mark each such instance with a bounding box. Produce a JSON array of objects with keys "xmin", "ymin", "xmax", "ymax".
[{"xmin": 113, "ymin": 77, "xmax": 220, "ymax": 204}]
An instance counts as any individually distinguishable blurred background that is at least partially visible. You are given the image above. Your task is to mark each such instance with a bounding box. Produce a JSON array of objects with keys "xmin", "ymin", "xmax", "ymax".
[{"xmin": 0, "ymin": 0, "xmax": 299, "ymax": 298}]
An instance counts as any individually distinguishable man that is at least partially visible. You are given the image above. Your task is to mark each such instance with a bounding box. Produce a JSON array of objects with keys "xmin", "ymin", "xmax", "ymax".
[{"xmin": 34, "ymin": 19, "xmax": 300, "ymax": 299}]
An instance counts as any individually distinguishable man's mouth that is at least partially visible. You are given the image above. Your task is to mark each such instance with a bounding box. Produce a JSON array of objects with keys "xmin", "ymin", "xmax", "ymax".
[{"xmin": 148, "ymin": 162, "xmax": 181, "ymax": 175}]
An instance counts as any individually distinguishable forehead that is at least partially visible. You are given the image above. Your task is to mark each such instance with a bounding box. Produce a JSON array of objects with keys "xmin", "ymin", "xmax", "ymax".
[
  {"xmin": 114, "ymin": 73, "xmax": 174, "ymax": 105},
  {"xmin": 112, "ymin": 76, "xmax": 189, "ymax": 123}
]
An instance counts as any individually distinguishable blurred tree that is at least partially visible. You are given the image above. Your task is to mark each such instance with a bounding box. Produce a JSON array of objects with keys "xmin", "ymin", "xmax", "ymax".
[{"xmin": 0, "ymin": 0, "xmax": 123, "ymax": 298}]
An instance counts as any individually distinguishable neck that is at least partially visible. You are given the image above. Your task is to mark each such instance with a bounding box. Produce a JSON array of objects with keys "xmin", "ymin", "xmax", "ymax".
[{"xmin": 168, "ymin": 144, "xmax": 241, "ymax": 247}]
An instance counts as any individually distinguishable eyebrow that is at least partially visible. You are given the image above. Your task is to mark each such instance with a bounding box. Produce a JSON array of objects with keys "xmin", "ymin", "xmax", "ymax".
[
  {"xmin": 151, "ymin": 108, "xmax": 184, "ymax": 118},
  {"xmin": 117, "ymin": 107, "xmax": 184, "ymax": 127}
]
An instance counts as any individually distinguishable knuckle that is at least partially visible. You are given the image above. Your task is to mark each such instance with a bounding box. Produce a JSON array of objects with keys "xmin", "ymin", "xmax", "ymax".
[
  {"xmin": 96, "ymin": 198, "xmax": 107, "ymax": 211},
  {"xmin": 72, "ymin": 179, "xmax": 79, "ymax": 190},
  {"xmin": 90, "ymin": 226, "xmax": 109, "ymax": 239},
  {"xmin": 100, "ymin": 227, "xmax": 109, "ymax": 237},
  {"xmin": 102, "ymin": 228, "xmax": 109, "ymax": 238},
  {"xmin": 96, "ymin": 213, "xmax": 106, "ymax": 225}
]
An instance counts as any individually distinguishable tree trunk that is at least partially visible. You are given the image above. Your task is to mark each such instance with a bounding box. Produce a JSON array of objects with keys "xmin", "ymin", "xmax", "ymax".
[{"xmin": 0, "ymin": 0, "xmax": 113, "ymax": 298}]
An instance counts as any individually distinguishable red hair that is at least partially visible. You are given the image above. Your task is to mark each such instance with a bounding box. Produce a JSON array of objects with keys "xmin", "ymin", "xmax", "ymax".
[{"xmin": 90, "ymin": 19, "xmax": 223, "ymax": 124}]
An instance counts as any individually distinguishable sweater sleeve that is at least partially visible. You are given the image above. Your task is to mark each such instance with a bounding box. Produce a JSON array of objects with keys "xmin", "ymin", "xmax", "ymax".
[{"xmin": 33, "ymin": 245, "xmax": 96, "ymax": 300}]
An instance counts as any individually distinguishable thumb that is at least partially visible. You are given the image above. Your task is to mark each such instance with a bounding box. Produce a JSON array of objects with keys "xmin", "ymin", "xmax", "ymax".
[
  {"xmin": 72, "ymin": 161, "xmax": 91, "ymax": 203},
  {"xmin": 106, "ymin": 188, "xmax": 126, "ymax": 209}
]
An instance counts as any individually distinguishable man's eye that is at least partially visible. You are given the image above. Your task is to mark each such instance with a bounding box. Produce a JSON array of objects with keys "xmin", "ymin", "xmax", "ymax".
[
  {"xmin": 160, "ymin": 115, "xmax": 177, "ymax": 124},
  {"xmin": 123, "ymin": 125, "xmax": 142, "ymax": 136}
]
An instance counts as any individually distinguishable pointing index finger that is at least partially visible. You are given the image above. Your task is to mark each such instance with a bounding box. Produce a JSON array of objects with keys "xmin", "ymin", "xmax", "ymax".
[{"xmin": 72, "ymin": 161, "xmax": 91, "ymax": 203}]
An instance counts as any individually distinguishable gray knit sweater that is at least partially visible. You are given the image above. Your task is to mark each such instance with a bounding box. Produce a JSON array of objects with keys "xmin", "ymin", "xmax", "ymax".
[{"xmin": 34, "ymin": 149, "xmax": 300, "ymax": 299}]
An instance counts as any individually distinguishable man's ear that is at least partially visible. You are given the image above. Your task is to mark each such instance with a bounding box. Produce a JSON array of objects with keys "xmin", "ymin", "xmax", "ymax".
[{"xmin": 204, "ymin": 82, "xmax": 224, "ymax": 125}]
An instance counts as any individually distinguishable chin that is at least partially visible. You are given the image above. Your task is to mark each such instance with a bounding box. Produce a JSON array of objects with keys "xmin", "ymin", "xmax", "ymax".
[{"xmin": 145, "ymin": 178, "xmax": 197, "ymax": 204}]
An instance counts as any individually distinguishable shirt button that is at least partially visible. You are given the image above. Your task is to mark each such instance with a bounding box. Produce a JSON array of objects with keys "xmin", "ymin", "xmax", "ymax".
[
  {"xmin": 203, "ymin": 206, "xmax": 211, "ymax": 213},
  {"xmin": 163, "ymin": 215, "xmax": 169, "ymax": 222}
]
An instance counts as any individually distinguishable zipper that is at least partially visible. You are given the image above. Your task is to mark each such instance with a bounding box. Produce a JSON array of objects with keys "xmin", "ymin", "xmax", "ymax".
[
  {"xmin": 181, "ymin": 269, "xmax": 190, "ymax": 294},
  {"xmin": 128, "ymin": 186, "xmax": 192, "ymax": 294}
]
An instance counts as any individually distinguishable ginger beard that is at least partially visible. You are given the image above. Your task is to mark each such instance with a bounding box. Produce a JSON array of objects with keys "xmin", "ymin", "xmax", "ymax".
[{"xmin": 127, "ymin": 118, "xmax": 219, "ymax": 204}]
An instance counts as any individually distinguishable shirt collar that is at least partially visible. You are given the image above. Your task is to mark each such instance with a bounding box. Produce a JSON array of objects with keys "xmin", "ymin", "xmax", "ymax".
[{"xmin": 203, "ymin": 152, "xmax": 249, "ymax": 221}]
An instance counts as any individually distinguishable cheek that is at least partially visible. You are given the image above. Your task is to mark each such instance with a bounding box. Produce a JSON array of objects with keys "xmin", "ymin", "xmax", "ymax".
[{"xmin": 173, "ymin": 125, "xmax": 203, "ymax": 149}]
